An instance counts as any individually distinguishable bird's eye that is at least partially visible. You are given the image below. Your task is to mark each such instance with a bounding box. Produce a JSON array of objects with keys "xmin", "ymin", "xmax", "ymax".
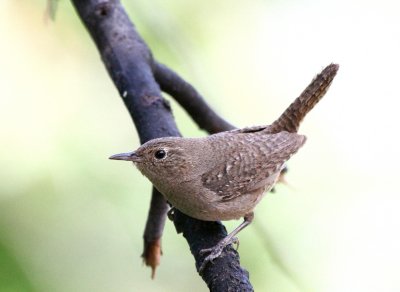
[{"xmin": 154, "ymin": 149, "xmax": 167, "ymax": 160}]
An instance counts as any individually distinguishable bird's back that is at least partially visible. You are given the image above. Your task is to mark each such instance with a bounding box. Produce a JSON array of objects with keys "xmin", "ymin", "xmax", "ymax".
[{"xmin": 190, "ymin": 130, "xmax": 306, "ymax": 220}]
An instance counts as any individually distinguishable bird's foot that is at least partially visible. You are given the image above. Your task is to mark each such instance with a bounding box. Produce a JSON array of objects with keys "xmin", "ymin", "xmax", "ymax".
[
  {"xmin": 167, "ymin": 207, "xmax": 176, "ymax": 221},
  {"xmin": 198, "ymin": 237, "xmax": 239, "ymax": 274}
]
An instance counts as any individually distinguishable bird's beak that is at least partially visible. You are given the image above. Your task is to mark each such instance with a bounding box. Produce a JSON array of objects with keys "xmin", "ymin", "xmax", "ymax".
[{"xmin": 109, "ymin": 151, "xmax": 142, "ymax": 162}]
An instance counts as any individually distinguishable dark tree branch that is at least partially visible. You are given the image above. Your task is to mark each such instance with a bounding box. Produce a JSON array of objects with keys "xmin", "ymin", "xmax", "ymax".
[
  {"xmin": 142, "ymin": 188, "xmax": 169, "ymax": 279},
  {"xmin": 153, "ymin": 62, "xmax": 235, "ymax": 133},
  {"xmin": 71, "ymin": 0, "xmax": 253, "ymax": 290},
  {"xmin": 174, "ymin": 212, "xmax": 253, "ymax": 291}
]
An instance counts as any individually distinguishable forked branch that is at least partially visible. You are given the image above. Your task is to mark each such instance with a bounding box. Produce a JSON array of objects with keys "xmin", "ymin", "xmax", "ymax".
[{"xmin": 71, "ymin": 0, "xmax": 253, "ymax": 290}]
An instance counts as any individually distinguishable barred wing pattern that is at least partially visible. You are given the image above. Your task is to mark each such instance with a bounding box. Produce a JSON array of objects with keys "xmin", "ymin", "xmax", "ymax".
[{"xmin": 201, "ymin": 130, "xmax": 306, "ymax": 202}]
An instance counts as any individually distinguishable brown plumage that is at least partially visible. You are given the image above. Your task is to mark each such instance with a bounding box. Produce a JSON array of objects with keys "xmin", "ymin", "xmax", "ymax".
[{"xmin": 110, "ymin": 63, "xmax": 339, "ymax": 273}]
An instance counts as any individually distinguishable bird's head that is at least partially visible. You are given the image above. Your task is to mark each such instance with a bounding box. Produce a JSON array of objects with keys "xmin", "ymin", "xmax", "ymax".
[{"xmin": 109, "ymin": 137, "xmax": 199, "ymax": 183}]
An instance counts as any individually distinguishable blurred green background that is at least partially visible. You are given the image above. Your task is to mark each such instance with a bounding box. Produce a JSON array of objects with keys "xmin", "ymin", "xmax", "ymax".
[{"xmin": 1, "ymin": 0, "xmax": 399, "ymax": 291}]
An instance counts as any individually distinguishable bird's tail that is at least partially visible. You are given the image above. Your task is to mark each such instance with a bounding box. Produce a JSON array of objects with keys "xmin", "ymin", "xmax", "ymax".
[{"xmin": 268, "ymin": 63, "xmax": 339, "ymax": 134}]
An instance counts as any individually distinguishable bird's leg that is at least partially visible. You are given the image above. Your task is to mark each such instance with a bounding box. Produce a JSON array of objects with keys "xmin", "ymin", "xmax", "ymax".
[{"xmin": 198, "ymin": 212, "xmax": 254, "ymax": 274}]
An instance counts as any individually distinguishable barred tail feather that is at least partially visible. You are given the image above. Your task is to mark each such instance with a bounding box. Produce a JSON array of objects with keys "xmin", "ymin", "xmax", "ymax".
[{"xmin": 268, "ymin": 63, "xmax": 339, "ymax": 133}]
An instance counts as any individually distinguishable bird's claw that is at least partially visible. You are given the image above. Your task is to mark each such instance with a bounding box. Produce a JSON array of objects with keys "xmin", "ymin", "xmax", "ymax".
[
  {"xmin": 232, "ymin": 237, "xmax": 239, "ymax": 250},
  {"xmin": 167, "ymin": 207, "xmax": 176, "ymax": 221},
  {"xmin": 198, "ymin": 237, "xmax": 239, "ymax": 275},
  {"xmin": 198, "ymin": 246, "xmax": 223, "ymax": 275}
]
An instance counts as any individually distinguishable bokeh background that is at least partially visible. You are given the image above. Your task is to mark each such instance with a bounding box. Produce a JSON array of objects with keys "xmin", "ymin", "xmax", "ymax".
[{"xmin": 1, "ymin": 0, "xmax": 399, "ymax": 291}]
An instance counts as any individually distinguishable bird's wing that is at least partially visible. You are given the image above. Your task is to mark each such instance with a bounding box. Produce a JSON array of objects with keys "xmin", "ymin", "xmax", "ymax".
[
  {"xmin": 201, "ymin": 131, "xmax": 305, "ymax": 201},
  {"xmin": 227, "ymin": 125, "xmax": 269, "ymax": 134}
]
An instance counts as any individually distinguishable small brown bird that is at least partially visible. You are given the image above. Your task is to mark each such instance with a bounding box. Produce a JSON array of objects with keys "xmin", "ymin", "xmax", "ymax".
[{"xmin": 110, "ymin": 64, "xmax": 339, "ymax": 272}]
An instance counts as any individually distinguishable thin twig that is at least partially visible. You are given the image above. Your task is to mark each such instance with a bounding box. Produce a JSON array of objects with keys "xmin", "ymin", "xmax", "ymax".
[
  {"xmin": 142, "ymin": 188, "xmax": 169, "ymax": 279},
  {"xmin": 153, "ymin": 62, "xmax": 235, "ymax": 134}
]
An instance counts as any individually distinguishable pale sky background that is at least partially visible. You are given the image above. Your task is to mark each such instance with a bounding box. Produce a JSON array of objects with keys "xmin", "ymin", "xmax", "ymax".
[{"xmin": 0, "ymin": 0, "xmax": 399, "ymax": 291}]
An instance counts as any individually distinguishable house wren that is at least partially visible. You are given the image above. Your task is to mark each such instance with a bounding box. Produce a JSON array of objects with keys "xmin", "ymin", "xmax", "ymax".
[{"xmin": 110, "ymin": 63, "xmax": 339, "ymax": 272}]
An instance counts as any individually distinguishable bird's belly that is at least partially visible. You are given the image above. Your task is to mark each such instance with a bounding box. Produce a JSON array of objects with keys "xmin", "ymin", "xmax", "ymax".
[{"xmin": 165, "ymin": 186, "xmax": 267, "ymax": 222}]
